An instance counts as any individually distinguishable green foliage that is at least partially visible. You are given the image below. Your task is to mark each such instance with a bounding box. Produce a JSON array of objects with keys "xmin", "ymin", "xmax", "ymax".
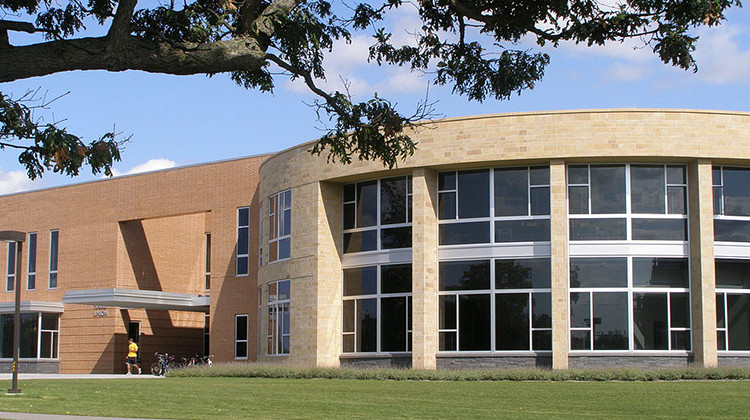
[
  {"xmin": 0, "ymin": 0, "xmax": 743, "ymax": 177},
  {"xmin": 169, "ymin": 362, "xmax": 750, "ymax": 382},
  {"xmin": 0, "ymin": 91, "xmax": 123, "ymax": 179}
]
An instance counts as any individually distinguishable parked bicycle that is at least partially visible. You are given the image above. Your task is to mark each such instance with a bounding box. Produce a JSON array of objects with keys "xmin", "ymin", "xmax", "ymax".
[{"xmin": 150, "ymin": 352, "xmax": 175, "ymax": 376}]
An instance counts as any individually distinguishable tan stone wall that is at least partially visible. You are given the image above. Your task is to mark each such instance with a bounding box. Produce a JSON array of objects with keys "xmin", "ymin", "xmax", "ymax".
[
  {"xmin": 0, "ymin": 155, "xmax": 267, "ymax": 372},
  {"xmin": 550, "ymin": 160, "xmax": 569, "ymax": 369}
]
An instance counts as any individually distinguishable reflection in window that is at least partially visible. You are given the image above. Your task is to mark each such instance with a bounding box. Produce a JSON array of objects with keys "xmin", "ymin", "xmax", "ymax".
[
  {"xmin": 568, "ymin": 164, "xmax": 687, "ymax": 242},
  {"xmin": 570, "ymin": 257, "xmax": 690, "ymax": 351},
  {"xmin": 716, "ymin": 260, "xmax": 750, "ymax": 351},
  {"xmin": 269, "ymin": 190, "xmax": 291, "ymax": 261},
  {"xmin": 342, "ymin": 264, "xmax": 412, "ymax": 353},
  {"xmin": 439, "ymin": 167, "xmax": 550, "ymax": 245},
  {"xmin": 343, "ymin": 177, "xmax": 412, "ymax": 253},
  {"xmin": 267, "ymin": 280, "xmax": 290, "ymax": 355},
  {"xmin": 714, "ymin": 167, "xmax": 750, "ymax": 243},
  {"xmin": 439, "ymin": 258, "xmax": 552, "ymax": 352}
]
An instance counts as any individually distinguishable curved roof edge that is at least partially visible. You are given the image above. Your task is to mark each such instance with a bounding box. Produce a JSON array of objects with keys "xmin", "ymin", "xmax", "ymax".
[{"xmin": 259, "ymin": 108, "xmax": 750, "ymax": 171}]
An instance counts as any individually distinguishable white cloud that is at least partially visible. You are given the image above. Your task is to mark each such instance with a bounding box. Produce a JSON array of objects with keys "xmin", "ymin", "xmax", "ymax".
[
  {"xmin": 603, "ymin": 61, "xmax": 650, "ymax": 82},
  {"xmin": 110, "ymin": 158, "xmax": 177, "ymax": 177},
  {"xmin": 0, "ymin": 169, "xmax": 42, "ymax": 195},
  {"xmin": 692, "ymin": 24, "xmax": 750, "ymax": 84}
]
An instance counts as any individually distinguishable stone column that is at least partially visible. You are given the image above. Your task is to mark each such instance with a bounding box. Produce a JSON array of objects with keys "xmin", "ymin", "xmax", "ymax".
[
  {"xmin": 688, "ymin": 160, "xmax": 718, "ymax": 367},
  {"xmin": 411, "ymin": 168, "xmax": 439, "ymax": 370},
  {"xmin": 550, "ymin": 160, "xmax": 569, "ymax": 369}
]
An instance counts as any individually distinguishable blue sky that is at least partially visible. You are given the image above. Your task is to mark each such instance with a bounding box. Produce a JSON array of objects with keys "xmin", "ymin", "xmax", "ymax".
[{"xmin": 1, "ymin": 5, "xmax": 749, "ymax": 194}]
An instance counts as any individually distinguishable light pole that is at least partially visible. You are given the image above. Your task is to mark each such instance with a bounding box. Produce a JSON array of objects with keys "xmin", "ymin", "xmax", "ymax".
[{"xmin": 0, "ymin": 231, "xmax": 25, "ymax": 395}]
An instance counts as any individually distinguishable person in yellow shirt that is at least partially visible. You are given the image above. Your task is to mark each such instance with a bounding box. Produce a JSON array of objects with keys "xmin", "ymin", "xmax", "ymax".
[{"xmin": 126, "ymin": 338, "xmax": 141, "ymax": 375}]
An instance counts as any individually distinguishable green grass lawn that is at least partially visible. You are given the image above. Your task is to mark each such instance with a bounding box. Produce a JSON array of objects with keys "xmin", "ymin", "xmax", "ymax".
[{"xmin": 0, "ymin": 378, "xmax": 748, "ymax": 419}]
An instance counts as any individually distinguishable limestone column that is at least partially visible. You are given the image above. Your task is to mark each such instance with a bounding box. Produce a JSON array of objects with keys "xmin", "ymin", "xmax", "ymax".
[
  {"xmin": 550, "ymin": 160, "xmax": 569, "ymax": 369},
  {"xmin": 411, "ymin": 168, "xmax": 439, "ymax": 370},
  {"xmin": 688, "ymin": 160, "xmax": 718, "ymax": 367}
]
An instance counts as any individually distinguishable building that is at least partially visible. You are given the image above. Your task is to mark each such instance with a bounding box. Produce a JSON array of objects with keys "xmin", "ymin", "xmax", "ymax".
[{"xmin": 1, "ymin": 109, "xmax": 750, "ymax": 373}]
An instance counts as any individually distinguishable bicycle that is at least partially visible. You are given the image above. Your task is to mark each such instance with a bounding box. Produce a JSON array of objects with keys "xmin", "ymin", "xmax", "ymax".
[{"xmin": 150, "ymin": 352, "xmax": 175, "ymax": 376}]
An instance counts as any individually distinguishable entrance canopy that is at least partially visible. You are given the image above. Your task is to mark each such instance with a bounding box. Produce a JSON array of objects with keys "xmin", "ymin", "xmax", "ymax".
[{"xmin": 63, "ymin": 288, "xmax": 209, "ymax": 312}]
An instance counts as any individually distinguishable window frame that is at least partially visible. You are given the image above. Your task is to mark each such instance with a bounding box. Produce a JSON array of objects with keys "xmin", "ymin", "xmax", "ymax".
[
  {"xmin": 342, "ymin": 264, "xmax": 412, "ymax": 354},
  {"xmin": 236, "ymin": 207, "xmax": 250, "ymax": 277},
  {"xmin": 715, "ymin": 259, "xmax": 750, "ymax": 352},
  {"xmin": 6, "ymin": 242, "xmax": 16, "ymax": 293},
  {"xmin": 27, "ymin": 232, "xmax": 37, "ymax": 291},
  {"xmin": 568, "ymin": 256, "xmax": 691, "ymax": 353},
  {"xmin": 234, "ymin": 314, "xmax": 249, "ymax": 359},
  {"xmin": 267, "ymin": 279, "xmax": 291, "ymax": 356},
  {"xmin": 343, "ymin": 176, "xmax": 413, "ymax": 254},
  {"xmin": 49, "ymin": 229, "xmax": 58, "ymax": 289},
  {"xmin": 0, "ymin": 312, "xmax": 60, "ymax": 360},
  {"xmin": 269, "ymin": 190, "xmax": 292, "ymax": 262}
]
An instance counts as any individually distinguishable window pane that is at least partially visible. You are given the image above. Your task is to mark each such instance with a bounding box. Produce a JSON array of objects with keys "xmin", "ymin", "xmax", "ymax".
[
  {"xmin": 718, "ymin": 330, "xmax": 727, "ymax": 351},
  {"xmin": 356, "ymin": 181, "xmax": 378, "ymax": 227},
  {"xmin": 439, "ymin": 295, "xmax": 457, "ymax": 330},
  {"xmin": 343, "ymin": 334, "xmax": 355, "ymax": 353},
  {"xmin": 570, "ymin": 258, "xmax": 628, "ymax": 288},
  {"xmin": 356, "ymin": 299, "xmax": 378, "ymax": 352},
  {"xmin": 716, "ymin": 260, "xmax": 750, "ymax": 289},
  {"xmin": 343, "ymin": 203, "xmax": 355, "ymax": 232},
  {"xmin": 381, "ymin": 297, "xmax": 407, "ymax": 352},
  {"xmin": 590, "ymin": 166, "xmax": 626, "ymax": 214},
  {"xmin": 278, "ymin": 280, "xmax": 290, "ymax": 300},
  {"xmin": 569, "ymin": 218, "xmax": 627, "ymax": 241},
  {"xmin": 27, "ymin": 233, "xmax": 36, "ymax": 273},
  {"xmin": 41, "ymin": 313, "xmax": 58, "ymax": 330},
  {"xmin": 439, "ymin": 221, "xmax": 490, "ymax": 245},
  {"xmin": 632, "ymin": 258, "xmax": 689, "ymax": 287},
  {"xmin": 632, "ymin": 219, "xmax": 686, "ymax": 241},
  {"xmin": 343, "ymin": 266, "xmax": 377, "ymax": 296},
  {"xmin": 593, "ymin": 292, "xmax": 628, "ymax": 350},
  {"xmin": 235, "ymin": 342, "xmax": 247, "ymax": 358},
  {"xmin": 459, "ymin": 294, "xmax": 491, "ymax": 351},
  {"xmin": 667, "ymin": 186, "xmax": 686, "ymax": 215},
  {"xmin": 714, "ymin": 219, "xmax": 750, "ymax": 242},
  {"xmin": 344, "ymin": 183, "xmax": 355, "ymax": 202},
  {"xmin": 49, "ymin": 230, "xmax": 58, "ymax": 271},
  {"xmin": 570, "ymin": 292, "xmax": 590, "ymax": 328},
  {"xmin": 716, "ymin": 293, "xmax": 725, "ymax": 329},
  {"xmin": 439, "ymin": 172, "xmax": 456, "ymax": 190},
  {"xmin": 568, "ymin": 186, "xmax": 589, "ymax": 214},
  {"xmin": 496, "ymin": 258, "xmax": 551, "ymax": 289},
  {"xmin": 496, "ymin": 293, "xmax": 529, "ymax": 350},
  {"xmin": 570, "ymin": 330, "xmax": 591, "ymax": 350},
  {"xmin": 278, "ymin": 238, "xmax": 290, "ymax": 260},
  {"xmin": 343, "ymin": 300, "xmax": 355, "ymax": 333},
  {"xmin": 237, "ymin": 227, "xmax": 249, "ymax": 255},
  {"xmin": 343, "ymin": 230, "xmax": 378, "ymax": 253},
  {"xmin": 530, "ymin": 166, "xmax": 549, "ymax": 185},
  {"xmin": 495, "ymin": 219, "xmax": 550, "ymax": 243},
  {"xmin": 238, "ymin": 208, "xmax": 249, "ymax": 227},
  {"xmin": 722, "ymin": 168, "xmax": 750, "ymax": 216},
  {"xmin": 670, "ymin": 293, "xmax": 690, "ymax": 329},
  {"xmin": 380, "ymin": 177, "xmax": 407, "ymax": 225},
  {"xmin": 235, "ymin": 316, "xmax": 248, "ymax": 341},
  {"xmin": 633, "ymin": 293, "xmax": 668, "ymax": 350},
  {"xmin": 667, "ymin": 166, "xmax": 685, "ymax": 184},
  {"xmin": 727, "ymin": 294, "xmax": 750, "ymax": 350},
  {"xmin": 439, "ymin": 260, "xmax": 490, "ymax": 291},
  {"xmin": 458, "ymin": 170, "xmax": 489, "ymax": 219},
  {"xmin": 494, "ymin": 168, "xmax": 528, "ymax": 217},
  {"xmin": 533, "ymin": 330, "xmax": 552, "ymax": 351},
  {"xmin": 630, "ymin": 165, "xmax": 665, "ymax": 214},
  {"xmin": 440, "ymin": 332, "xmax": 457, "ymax": 351},
  {"xmin": 671, "ymin": 331, "xmax": 691, "ymax": 351},
  {"xmin": 381, "ymin": 264, "xmax": 412, "ymax": 294},
  {"xmin": 713, "ymin": 186, "xmax": 724, "ymax": 215},
  {"xmin": 568, "ymin": 165, "xmax": 589, "ymax": 185},
  {"xmin": 532, "ymin": 292, "xmax": 552, "ymax": 328},
  {"xmin": 236, "ymin": 257, "xmax": 249, "ymax": 276},
  {"xmin": 438, "ymin": 192, "xmax": 457, "ymax": 220},
  {"xmin": 530, "ymin": 187, "xmax": 550, "ymax": 216},
  {"xmin": 381, "ymin": 227, "xmax": 412, "ymax": 249},
  {"xmin": 41, "ymin": 331, "xmax": 52, "ymax": 359}
]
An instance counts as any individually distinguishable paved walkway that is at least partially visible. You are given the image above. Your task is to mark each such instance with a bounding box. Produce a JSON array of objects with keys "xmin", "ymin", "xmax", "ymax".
[{"xmin": 0, "ymin": 374, "xmax": 168, "ymax": 420}]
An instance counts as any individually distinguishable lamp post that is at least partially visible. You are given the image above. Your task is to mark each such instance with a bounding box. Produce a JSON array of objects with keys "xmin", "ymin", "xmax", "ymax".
[{"xmin": 0, "ymin": 231, "xmax": 25, "ymax": 395}]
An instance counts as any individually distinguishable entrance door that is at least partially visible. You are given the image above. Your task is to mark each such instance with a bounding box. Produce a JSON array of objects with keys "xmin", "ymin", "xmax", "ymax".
[{"xmin": 128, "ymin": 321, "xmax": 140, "ymax": 345}]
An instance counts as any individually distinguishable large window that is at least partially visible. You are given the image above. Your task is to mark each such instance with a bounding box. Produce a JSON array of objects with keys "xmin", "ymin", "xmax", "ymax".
[
  {"xmin": 715, "ymin": 260, "xmax": 750, "ymax": 351},
  {"xmin": 343, "ymin": 176, "xmax": 412, "ymax": 253},
  {"xmin": 713, "ymin": 167, "xmax": 750, "ymax": 242},
  {"xmin": 5, "ymin": 242, "xmax": 15, "ymax": 292},
  {"xmin": 269, "ymin": 190, "xmax": 291, "ymax": 261},
  {"xmin": 235, "ymin": 314, "xmax": 248, "ymax": 359},
  {"xmin": 568, "ymin": 165, "xmax": 687, "ymax": 241},
  {"xmin": 27, "ymin": 232, "xmax": 36, "ymax": 291},
  {"xmin": 438, "ymin": 258, "xmax": 552, "ymax": 352},
  {"xmin": 267, "ymin": 280, "xmax": 290, "ymax": 355},
  {"xmin": 49, "ymin": 230, "xmax": 58, "ymax": 288},
  {"xmin": 569, "ymin": 257, "xmax": 690, "ymax": 351},
  {"xmin": 0, "ymin": 313, "xmax": 59, "ymax": 359},
  {"xmin": 438, "ymin": 167, "xmax": 550, "ymax": 246},
  {"xmin": 342, "ymin": 264, "xmax": 412, "ymax": 353},
  {"xmin": 236, "ymin": 207, "xmax": 250, "ymax": 276}
]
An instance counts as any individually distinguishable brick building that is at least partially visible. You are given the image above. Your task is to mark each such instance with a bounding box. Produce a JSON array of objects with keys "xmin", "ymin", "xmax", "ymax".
[{"xmin": 2, "ymin": 110, "xmax": 750, "ymax": 373}]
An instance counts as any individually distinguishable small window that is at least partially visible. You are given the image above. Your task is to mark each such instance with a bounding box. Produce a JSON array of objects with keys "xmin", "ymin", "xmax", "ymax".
[
  {"xmin": 269, "ymin": 190, "xmax": 291, "ymax": 262},
  {"xmin": 49, "ymin": 230, "xmax": 58, "ymax": 289},
  {"xmin": 27, "ymin": 232, "xmax": 37, "ymax": 291},
  {"xmin": 236, "ymin": 208, "xmax": 250, "ymax": 276},
  {"xmin": 235, "ymin": 314, "xmax": 248, "ymax": 359}
]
